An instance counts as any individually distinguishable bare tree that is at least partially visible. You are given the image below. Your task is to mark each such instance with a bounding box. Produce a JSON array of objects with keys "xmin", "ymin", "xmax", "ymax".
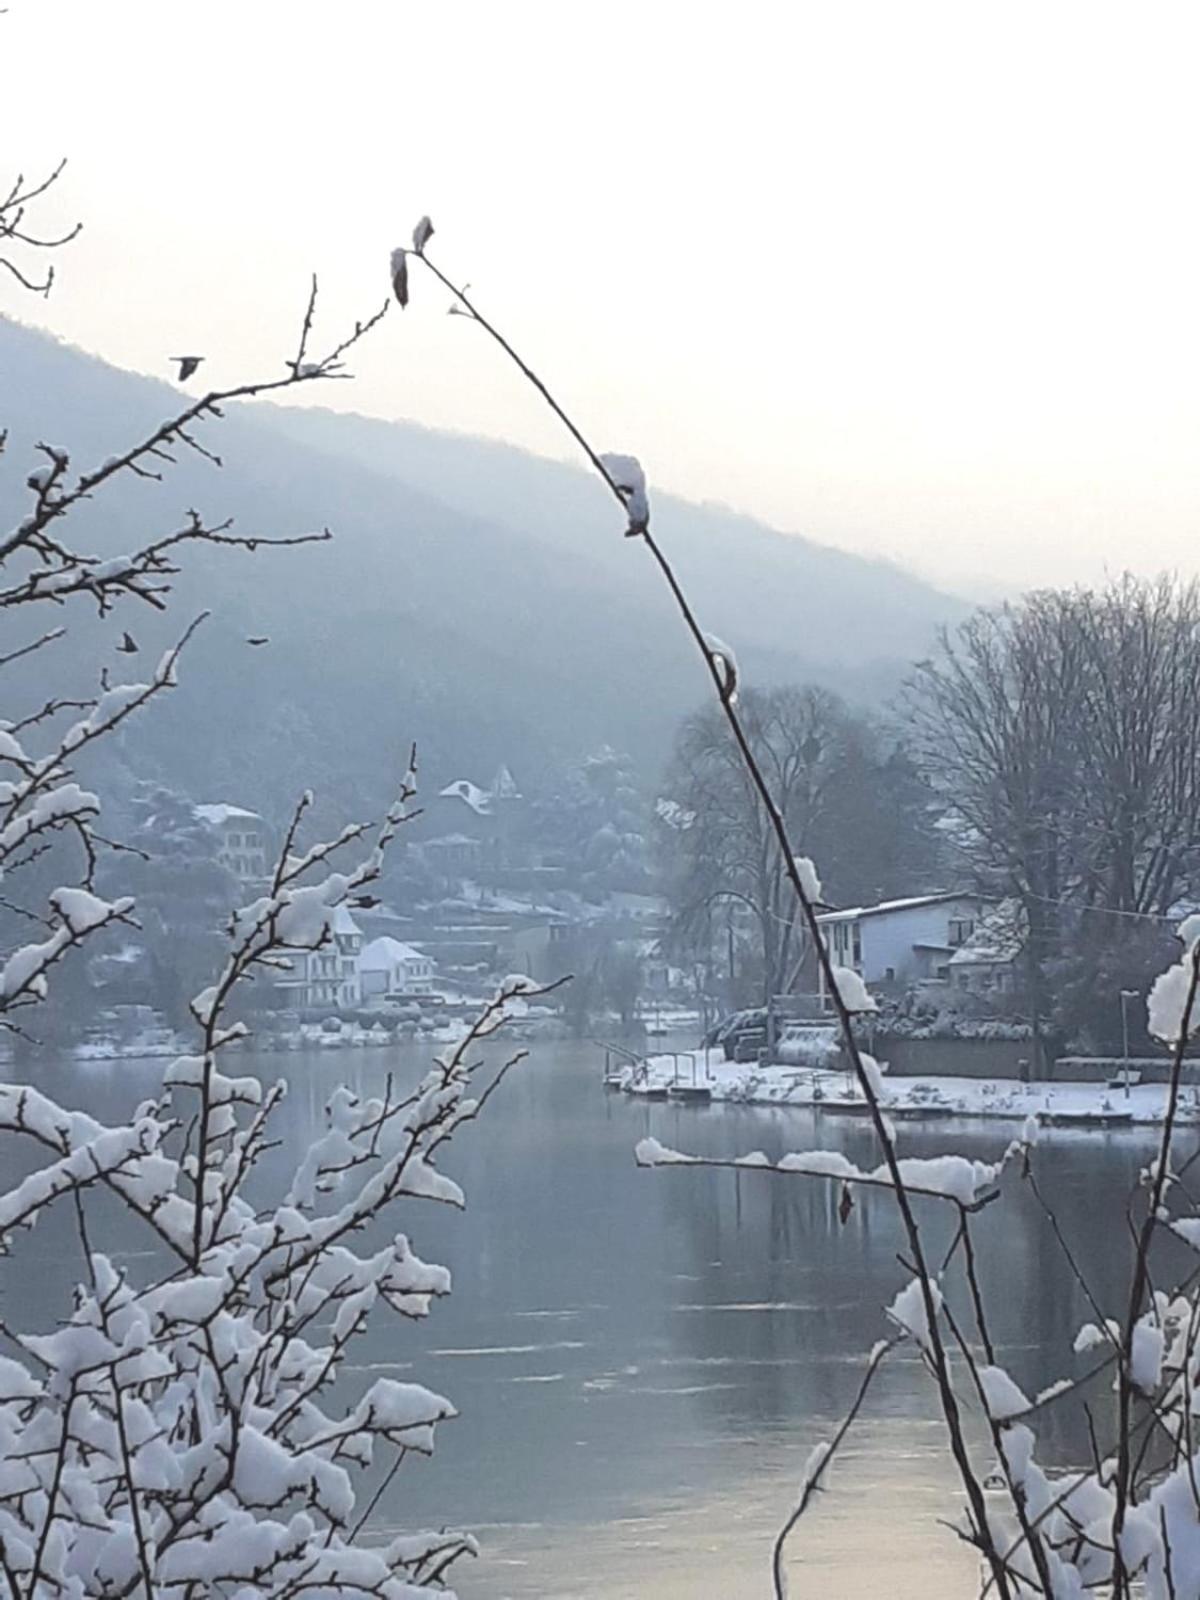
[
  {"xmin": 1071, "ymin": 575, "xmax": 1200, "ymax": 919},
  {"xmin": 661, "ymin": 686, "xmax": 840, "ymax": 1013},
  {"xmin": 909, "ymin": 578, "xmax": 1200, "ymax": 1061},
  {"xmin": 662, "ymin": 685, "xmax": 939, "ymax": 1018}
]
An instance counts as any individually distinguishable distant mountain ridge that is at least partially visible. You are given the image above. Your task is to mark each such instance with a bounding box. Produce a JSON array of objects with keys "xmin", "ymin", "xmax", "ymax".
[
  {"xmin": 0, "ymin": 318, "xmax": 967, "ymax": 821},
  {"xmin": 255, "ymin": 403, "xmax": 967, "ymax": 672}
]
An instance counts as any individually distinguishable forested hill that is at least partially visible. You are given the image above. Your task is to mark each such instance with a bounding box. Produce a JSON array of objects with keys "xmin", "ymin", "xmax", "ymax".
[{"xmin": 1, "ymin": 317, "xmax": 966, "ymax": 821}]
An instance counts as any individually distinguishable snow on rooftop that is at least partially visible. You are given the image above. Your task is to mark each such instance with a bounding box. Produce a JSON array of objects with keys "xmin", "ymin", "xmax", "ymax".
[
  {"xmin": 194, "ymin": 803, "xmax": 260, "ymax": 827},
  {"xmin": 491, "ymin": 764, "xmax": 521, "ymax": 799},
  {"xmin": 330, "ymin": 905, "xmax": 361, "ymax": 937},
  {"xmin": 438, "ymin": 779, "xmax": 492, "ymax": 815},
  {"xmin": 360, "ymin": 936, "xmax": 429, "ymax": 969},
  {"xmin": 816, "ymin": 891, "xmax": 979, "ymax": 924}
]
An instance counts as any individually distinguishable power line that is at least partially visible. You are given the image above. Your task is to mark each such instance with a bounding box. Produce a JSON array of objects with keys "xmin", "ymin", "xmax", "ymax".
[{"xmin": 1021, "ymin": 890, "xmax": 1194, "ymax": 927}]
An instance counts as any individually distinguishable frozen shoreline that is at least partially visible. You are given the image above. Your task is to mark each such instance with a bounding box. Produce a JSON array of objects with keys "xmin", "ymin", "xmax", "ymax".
[{"xmin": 620, "ymin": 1053, "xmax": 1200, "ymax": 1127}]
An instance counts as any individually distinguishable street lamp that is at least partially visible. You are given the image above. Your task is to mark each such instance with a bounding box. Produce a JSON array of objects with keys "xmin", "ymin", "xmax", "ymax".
[{"xmin": 1119, "ymin": 988, "xmax": 1140, "ymax": 1098}]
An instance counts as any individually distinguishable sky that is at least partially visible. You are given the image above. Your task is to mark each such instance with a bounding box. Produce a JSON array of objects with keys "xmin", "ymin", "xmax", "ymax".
[{"xmin": 3, "ymin": 0, "xmax": 1200, "ymax": 597}]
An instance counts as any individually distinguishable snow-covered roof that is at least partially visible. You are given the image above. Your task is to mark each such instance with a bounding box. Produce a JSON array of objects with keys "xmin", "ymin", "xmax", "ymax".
[
  {"xmin": 331, "ymin": 906, "xmax": 361, "ymax": 937},
  {"xmin": 817, "ymin": 892, "xmax": 980, "ymax": 925},
  {"xmin": 438, "ymin": 779, "xmax": 492, "ymax": 815},
  {"xmin": 194, "ymin": 803, "xmax": 260, "ymax": 827},
  {"xmin": 360, "ymin": 936, "xmax": 429, "ymax": 969},
  {"xmin": 491, "ymin": 764, "xmax": 521, "ymax": 800}
]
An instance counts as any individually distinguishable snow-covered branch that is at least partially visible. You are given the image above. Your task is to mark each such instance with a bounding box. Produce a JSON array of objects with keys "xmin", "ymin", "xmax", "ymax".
[
  {"xmin": 410, "ymin": 226, "xmax": 1200, "ymax": 1597},
  {"xmin": 0, "ymin": 787, "xmax": 550, "ymax": 1595},
  {"xmin": 0, "ymin": 174, "xmax": 525, "ymax": 1591}
]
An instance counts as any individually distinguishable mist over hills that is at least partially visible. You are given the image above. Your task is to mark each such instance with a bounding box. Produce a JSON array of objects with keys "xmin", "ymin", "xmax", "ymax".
[{"xmin": 1, "ymin": 317, "xmax": 967, "ymax": 823}]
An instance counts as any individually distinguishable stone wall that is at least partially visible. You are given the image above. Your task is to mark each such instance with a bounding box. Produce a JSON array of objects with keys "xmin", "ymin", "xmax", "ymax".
[
  {"xmin": 879, "ymin": 1036, "xmax": 1033, "ymax": 1080},
  {"xmin": 878, "ymin": 1038, "xmax": 1197, "ymax": 1083}
]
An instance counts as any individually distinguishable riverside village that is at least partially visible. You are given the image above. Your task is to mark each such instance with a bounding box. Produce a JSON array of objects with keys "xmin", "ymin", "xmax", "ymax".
[
  {"xmin": 7, "ymin": 13, "xmax": 1200, "ymax": 1595},
  {"xmin": 57, "ymin": 744, "xmax": 1200, "ymax": 1132}
]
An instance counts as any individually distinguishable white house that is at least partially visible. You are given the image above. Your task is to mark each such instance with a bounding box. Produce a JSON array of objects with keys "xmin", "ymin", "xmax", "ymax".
[
  {"xmin": 359, "ymin": 937, "xmax": 435, "ymax": 1000},
  {"xmin": 816, "ymin": 892, "xmax": 988, "ymax": 999},
  {"xmin": 194, "ymin": 804, "xmax": 268, "ymax": 889},
  {"xmin": 276, "ymin": 906, "xmax": 363, "ymax": 1012}
]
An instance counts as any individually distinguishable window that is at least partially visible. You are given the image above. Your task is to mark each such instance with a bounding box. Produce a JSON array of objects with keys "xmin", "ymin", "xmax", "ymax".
[{"xmin": 949, "ymin": 917, "xmax": 975, "ymax": 948}]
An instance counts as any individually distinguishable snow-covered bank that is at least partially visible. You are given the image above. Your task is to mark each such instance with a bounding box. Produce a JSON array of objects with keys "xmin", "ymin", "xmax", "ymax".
[{"xmin": 619, "ymin": 1053, "xmax": 1200, "ymax": 1127}]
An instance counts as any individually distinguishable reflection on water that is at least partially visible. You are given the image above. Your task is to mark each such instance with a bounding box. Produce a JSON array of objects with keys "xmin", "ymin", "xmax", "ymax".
[{"xmin": 4, "ymin": 1037, "xmax": 1187, "ymax": 1597}]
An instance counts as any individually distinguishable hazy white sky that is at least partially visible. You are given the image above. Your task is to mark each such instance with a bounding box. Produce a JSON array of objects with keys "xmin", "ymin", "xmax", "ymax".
[{"xmin": 4, "ymin": 0, "xmax": 1199, "ymax": 596}]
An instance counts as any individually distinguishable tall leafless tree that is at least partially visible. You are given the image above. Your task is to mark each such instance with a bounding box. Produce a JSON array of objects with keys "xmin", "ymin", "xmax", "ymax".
[
  {"xmin": 662, "ymin": 685, "xmax": 939, "ymax": 1017},
  {"xmin": 908, "ymin": 578, "xmax": 1200, "ymax": 1060}
]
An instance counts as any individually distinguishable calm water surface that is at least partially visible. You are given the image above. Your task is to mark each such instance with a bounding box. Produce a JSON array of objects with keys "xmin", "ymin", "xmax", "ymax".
[{"xmin": 4, "ymin": 1036, "xmax": 1183, "ymax": 1597}]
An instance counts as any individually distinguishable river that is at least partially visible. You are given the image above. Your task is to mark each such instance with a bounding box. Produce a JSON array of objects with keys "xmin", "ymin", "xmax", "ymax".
[{"xmin": 3, "ymin": 1035, "xmax": 1182, "ymax": 1598}]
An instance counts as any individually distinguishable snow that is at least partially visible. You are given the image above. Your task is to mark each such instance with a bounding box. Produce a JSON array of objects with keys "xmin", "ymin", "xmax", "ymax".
[
  {"xmin": 635, "ymin": 1137, "xmax": 697, "ymax": 1167},
  {"xmin": 330, "ymin": 903, "xmax": 361, "ymax": 937},
  {"xmin": 501, "ymin": 972, "xmax": 540, "ymax": 994},
  {"xmin": 1073, "ymin": 1320, "xmax": 1118, "ymax": 1354},
  {"xmin": 1131, "ymin": 1317, "xmax": 1165, "ymax": 1392},
  {"xmin": 51, "ymin": 886, "xmax": 132, "ymax": 935},
  {"xmin": 830, "ymin": 965, "xmax": 878, "ymax": 1013},
  {"xmin": 636, "ymin": 1139, "xmax": 1006, "ymax": 1205},
  {"xmin": 194, "ymin": 802, "xmax": 260, "ymax": 827},
  {"xmin": 0, "ymin": 781, "xmax": 99, "ymax": 858},
  {"xmin": 891, "ymin": 1155, "xmax": 1002, "ymax": 1205},
  {"xmin": 654, "ymin": 796, "xmax": 696, "ymax": 831},
  {"xmin": 623, "ymin": 1052, "xmax": 1200, "ymax": 1127},
  {"xmin": 0, "ymin": 929, "xmax": 66, "ymax": 1001},
  {"xmin": 598, "ymin": 451, "xmax": 649, "ymax": 528},
  {"xmin": 858, "ymin": 1050, "xmax": 888, "ymax": 1099},
  {"xmin": 777, "ymin": 1150, "xmax": 857, "ymax": 1180},
  {"xmin": 978, "ymin": 1364, "xmax": 1032, "ymax": 1421},
  {"xmin": 438, "ymin": 778, "xmax": 492, "ymax": 814},
  {"xmin": 701, "ymin": 632, "xmax": 739, "ymax": 704},
  {"xmin": 0, "ymin": 883, "xmax": 131, "ymax": 1001},
  {"xmin": 1033, "ymin": 1376, "xmax": 1074, "ymax": 1408},
  {"xmin": 795, "ymin": 855, "xmax": 822, "ymax": 903},
  {"xmin": 356, "ymin": 1377, "xmax": 454, "ymax": 1438},
  {"xmin": 1148, "ymin": 950, "xmax": 1200, "ymax": 1043},
  {"xmin": 799, "ymin": 1439, "xmax": 831, "ymax": 1492},
  {"xmin": 817, "ymin": 892, "xmax": 977, "ymax": 923},
  {"xmin": 887, "ymin": 1277, "xmax": 943, "ymax": 1352},
  {"xmin": 360, "ymin": 936, "xmax": 429, "ymax": 969}
]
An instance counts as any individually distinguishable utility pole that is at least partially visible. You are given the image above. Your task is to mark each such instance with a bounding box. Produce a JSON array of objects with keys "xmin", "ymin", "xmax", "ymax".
[{"xmin": 1119, "ymin": 988, "xmax": 1139, "ymax": 1098}]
